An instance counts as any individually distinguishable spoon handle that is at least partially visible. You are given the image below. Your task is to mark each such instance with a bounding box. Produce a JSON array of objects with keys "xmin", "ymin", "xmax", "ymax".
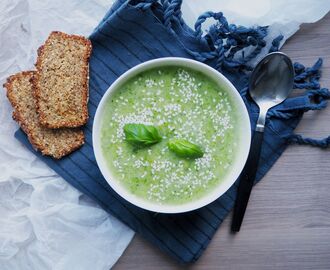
[{"xmin": 231, "ymin": 130, "xmax": 264, "ymax": 232}]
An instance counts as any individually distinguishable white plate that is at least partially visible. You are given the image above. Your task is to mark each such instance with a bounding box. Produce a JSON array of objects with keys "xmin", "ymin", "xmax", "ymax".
[{"xmin": 93, "ymin": 57, "xmax": 251, "ymax": 213}]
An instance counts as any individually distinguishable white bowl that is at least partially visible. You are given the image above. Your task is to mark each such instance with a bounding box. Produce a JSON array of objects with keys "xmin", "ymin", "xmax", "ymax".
[{"xmin": 93, "ymin": 57, "xmax": 251, "ymax": 213}]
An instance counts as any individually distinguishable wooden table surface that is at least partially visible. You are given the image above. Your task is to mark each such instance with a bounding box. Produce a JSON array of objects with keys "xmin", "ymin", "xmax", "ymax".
[{"xmin": 113, "ymin": 13, "xmax": 330, "ymax": 270}]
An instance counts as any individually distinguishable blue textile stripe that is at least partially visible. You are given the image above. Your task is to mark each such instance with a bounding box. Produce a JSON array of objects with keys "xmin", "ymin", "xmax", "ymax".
[{"xmin": 15, "ymin": 0, "xmax": 330, "ymax": 263}]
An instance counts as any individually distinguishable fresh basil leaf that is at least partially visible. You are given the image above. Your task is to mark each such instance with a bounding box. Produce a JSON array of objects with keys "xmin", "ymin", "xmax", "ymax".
[
  {"xmin": 168, "ymin": 139, "xmax": 204, "ymax": 159},
  {"xmin": 124, "ymin": 123, "xmax": 162, "ymax": 148}
]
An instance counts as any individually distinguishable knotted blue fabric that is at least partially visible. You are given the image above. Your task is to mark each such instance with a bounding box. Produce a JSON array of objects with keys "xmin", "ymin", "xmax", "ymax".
[{"xmin": 15, "ymin": 0, "xmax": 330, "ymax": 263}]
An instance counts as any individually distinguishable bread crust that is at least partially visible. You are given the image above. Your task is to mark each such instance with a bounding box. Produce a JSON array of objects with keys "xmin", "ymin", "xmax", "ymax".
[
  {"xmin": 4, "ymin": 71, "xmax": 84, "ymax": 159},
  {"xmin": 34, "ymin": 31, "xmax": 92, "ymax": 128}
]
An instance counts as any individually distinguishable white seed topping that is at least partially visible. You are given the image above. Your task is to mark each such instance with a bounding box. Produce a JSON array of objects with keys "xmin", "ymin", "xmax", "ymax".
[{"xmin": 106, "ymin": 68, "xmax": 237, "ymax": 203}]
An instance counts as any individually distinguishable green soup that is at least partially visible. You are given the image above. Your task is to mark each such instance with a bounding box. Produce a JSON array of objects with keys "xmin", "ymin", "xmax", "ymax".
[{"xmin": 101, "ymin": 66, "xmax": 239, "ymax": 204}]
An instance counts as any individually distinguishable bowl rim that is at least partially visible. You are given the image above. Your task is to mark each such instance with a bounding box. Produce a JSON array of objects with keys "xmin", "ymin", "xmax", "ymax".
[{"xmin": 92, "ymin": 57, "xmax": 251, "ymax": 213}]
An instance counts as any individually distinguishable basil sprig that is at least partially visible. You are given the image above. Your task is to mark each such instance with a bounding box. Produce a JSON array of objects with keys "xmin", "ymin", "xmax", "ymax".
[
  {"xmin": 168, "ymin": 139, "xmax": 204, "ymax": 159},
  {"xmin": 124, "ymin": 123, "xmax": 162, "ymax": 147}
]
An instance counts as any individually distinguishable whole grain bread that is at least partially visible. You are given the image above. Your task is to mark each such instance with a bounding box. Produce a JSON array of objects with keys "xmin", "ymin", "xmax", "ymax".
[
  {"xmin": 4, "ymin": 71, "xmax": 84, "ymax": 159},
  {"xmin": 34, "ymin": 31, "xmax": 92, "ymax": 128}
]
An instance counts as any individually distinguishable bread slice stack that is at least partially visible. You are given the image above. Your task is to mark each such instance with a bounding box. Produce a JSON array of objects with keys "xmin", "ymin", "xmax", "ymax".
[{"xmin": 3, "ymin": 31, "xmax": 92, "ymax": 159}]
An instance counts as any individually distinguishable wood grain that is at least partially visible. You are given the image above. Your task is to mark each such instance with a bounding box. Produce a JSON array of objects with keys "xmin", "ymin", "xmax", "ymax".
[{"xmin": 113, "ymin": 12, "xmax": 330, "ymax": 270}]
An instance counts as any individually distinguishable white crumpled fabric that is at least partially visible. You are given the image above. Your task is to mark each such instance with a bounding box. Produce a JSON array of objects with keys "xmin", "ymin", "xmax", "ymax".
[{"xmin": 0, "ymin": 0, "xmax": 329, "ymax": 269}]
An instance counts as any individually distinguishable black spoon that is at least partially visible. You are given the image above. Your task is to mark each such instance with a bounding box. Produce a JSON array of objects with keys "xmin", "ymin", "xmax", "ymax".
[{"xmin": 231, "ymin": 52, "xmax": 294, "ymax": 232}]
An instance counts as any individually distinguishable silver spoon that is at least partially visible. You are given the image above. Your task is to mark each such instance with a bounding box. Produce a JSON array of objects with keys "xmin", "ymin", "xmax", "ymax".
[{"xmin": 231, "ymin": 52, "xmax": 294, "ymax": 232}]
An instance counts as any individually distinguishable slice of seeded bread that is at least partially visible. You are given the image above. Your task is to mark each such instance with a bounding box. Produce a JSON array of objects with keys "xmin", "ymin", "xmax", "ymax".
[
  {"xmin": 4, "ymin": 71, "xmax": 84, "ymax": 159},
  {"xmin": 34, "ymin": 31, "xmax": 92, "ymax": 128}
]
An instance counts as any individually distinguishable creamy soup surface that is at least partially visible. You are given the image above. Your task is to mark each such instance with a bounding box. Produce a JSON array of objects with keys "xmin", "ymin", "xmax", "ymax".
[{"xmin": 101, "ymin": 66, "xmax": 239, "ymax": 204}]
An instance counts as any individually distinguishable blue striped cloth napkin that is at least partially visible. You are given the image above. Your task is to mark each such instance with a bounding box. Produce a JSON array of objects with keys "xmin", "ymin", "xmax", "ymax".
[{"xmin": 15, "ymin": 0, "xmax": 330, "ymax": 263}]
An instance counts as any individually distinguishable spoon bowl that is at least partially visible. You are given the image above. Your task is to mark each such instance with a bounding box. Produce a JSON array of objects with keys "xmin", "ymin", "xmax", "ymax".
[{"xmin": 249, "ymin": 52, "xmax": 295, "ymax": 131}]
